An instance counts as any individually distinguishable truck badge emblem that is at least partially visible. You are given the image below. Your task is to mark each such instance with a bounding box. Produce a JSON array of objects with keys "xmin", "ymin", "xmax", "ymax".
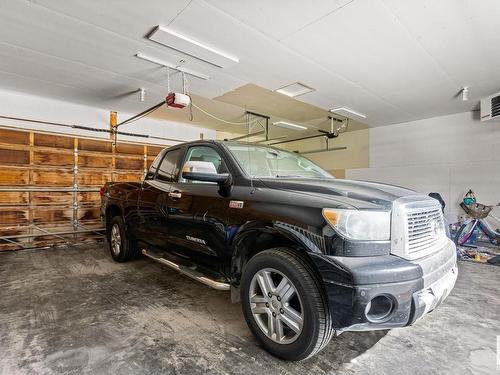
[
  {"xmin": 229, "ymin": 200, "xmax": 244, "ymax": 209},
  {"xmin": 186, "ymin": 235, "xmax": 206, "ymax": 245}
]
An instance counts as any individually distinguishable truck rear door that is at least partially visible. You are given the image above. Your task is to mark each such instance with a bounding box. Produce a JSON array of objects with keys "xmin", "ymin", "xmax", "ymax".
[{"xmin": 137, "ymin": 147, "xmax": 182, "ymax": 249}]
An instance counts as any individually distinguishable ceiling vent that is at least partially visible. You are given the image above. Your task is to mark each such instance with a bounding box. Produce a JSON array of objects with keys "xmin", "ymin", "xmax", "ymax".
[
  {"xmin": 275, "ymin": 83, "xmax": 315, "ymax": 97},
  {"xmin": 148, "ymin": 26, "xmax": 239, "ymax": 68},
  {"xmin": 481, "ymin": 91, "xmax": 500, "ymax": 121}
]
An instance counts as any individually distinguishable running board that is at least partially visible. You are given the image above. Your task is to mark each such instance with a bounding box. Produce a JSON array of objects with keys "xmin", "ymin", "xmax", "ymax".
[{"xmin": 141, "ymin": 249, "xmax": 230, "ymax": 291}]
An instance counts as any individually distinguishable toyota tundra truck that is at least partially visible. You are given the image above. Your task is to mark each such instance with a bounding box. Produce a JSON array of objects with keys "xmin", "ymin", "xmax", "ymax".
[{"xmin": 100, "ymin": 140, "xmax": 458, "ymax": 361}]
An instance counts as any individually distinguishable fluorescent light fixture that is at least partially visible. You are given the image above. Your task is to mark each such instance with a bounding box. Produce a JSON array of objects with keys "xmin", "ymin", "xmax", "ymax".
[
  {"xmin": 148, "ymin": 26, "xmax": 239, "ymax": 68},
  {"xmin": 273, "ymin": 121, "xmax": 308, "ymax": 131},
  {"xmin": 275, "ymin": 82, "xmax": 315, "ymax": 97},
  {"xmin": 329, "ymin": 107, "xmax": 367, "ymax": 119},
  {"xmin": 135, "ymin": 53, "xmax": 209, "ymax": 80}
]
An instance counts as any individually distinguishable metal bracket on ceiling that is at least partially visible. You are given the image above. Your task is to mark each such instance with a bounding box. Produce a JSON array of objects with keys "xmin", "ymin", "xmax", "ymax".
[{"xmin": 245, "ymin": 111, "xmax": 270, "ymax": 141}]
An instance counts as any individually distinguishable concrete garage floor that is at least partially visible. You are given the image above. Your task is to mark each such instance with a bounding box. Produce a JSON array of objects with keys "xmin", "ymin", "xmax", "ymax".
[{"xmin": 0, "ymin": 243, "xmax": 498, "ymax": 375}]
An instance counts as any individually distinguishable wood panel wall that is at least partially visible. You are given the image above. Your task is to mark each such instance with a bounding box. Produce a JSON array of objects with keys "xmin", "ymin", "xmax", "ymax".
[{"xmin": 0, "ymin": 127, "xmax": 165, "ymax": 251}]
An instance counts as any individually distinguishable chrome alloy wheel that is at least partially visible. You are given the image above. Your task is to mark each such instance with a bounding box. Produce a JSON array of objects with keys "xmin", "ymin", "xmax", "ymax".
[
  {"xmin": 110, "ymin": 223, "xmax": 121, "ymax": 256},
  {"xmin": 249, "ymin": 268, "xmax": 304, "ymax": 344}
]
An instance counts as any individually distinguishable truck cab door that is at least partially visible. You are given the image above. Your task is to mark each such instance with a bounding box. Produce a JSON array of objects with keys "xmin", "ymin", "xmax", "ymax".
[
  {"xmin": 137, "ymin": 147, "xmax": 182, "ymax": 249},
  {"xmin": 165, "ymin": 145, "xmax": 230, "ymax": 271}
]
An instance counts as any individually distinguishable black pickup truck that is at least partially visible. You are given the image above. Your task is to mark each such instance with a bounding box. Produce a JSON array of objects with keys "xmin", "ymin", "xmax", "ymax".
[{"xmin": 101, "ymin": 140, "xmax": 457, "ymax": 360}]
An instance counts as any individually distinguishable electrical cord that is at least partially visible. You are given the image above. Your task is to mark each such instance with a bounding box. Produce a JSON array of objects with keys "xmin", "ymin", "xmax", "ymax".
[{"xmin": 190, "ymin": 102, "xmax": 260, "ymax": 125}]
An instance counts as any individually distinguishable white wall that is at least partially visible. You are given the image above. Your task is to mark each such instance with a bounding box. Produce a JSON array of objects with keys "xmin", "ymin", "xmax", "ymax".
[
  {"xmin": 346, "ymin": 111, "xmax": 500, "ymax": 222},
  {"xmin": 0, "ymin": 89, "xmax": 215, "ymax": 145}
]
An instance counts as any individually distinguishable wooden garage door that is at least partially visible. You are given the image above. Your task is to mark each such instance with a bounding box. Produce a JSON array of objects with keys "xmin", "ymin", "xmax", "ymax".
[{"xmin": 0, "ymin": 127, "xmax": 165, "ymax": 251}]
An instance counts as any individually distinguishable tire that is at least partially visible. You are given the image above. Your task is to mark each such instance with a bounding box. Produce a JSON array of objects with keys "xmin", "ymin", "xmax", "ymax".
[
  {"xmin": 107, "ymin": 215, "xmax": 138, "ymax": 262},
  {"xmin": 240, "ymin": 248, "xmax": 333, "ymax": 361},
  {"xmin": 454, "ymin": 221, "xmax": 475, "ymax": 246}
]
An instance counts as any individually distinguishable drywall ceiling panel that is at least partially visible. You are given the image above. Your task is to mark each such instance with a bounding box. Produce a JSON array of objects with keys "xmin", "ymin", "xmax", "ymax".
[
  {"xmin": 204, "ymin": 0, "xmax": 353, "ymax": 40},
  {"xmin": 168, "ymin": 0, "xmax": 408, "ymax": 125},
  {"xmin": 185, "ymin": 2, "xmax": 416, "ymax": 125},
  {"xmin": 280, "ymin": 0, "xmax": 455, "ymax": 105},
  {"xmin": 383, "ymin": 0, "xmax": 500, "ymax": 86},
  {"xmin": 29, "ymin": 0, "xmax": 193, "ymax": 44},
  {"xmin": 0, "ymin": 1, "xmax": 244, "ymax": 99},
  {"xmin": 0, "ymin": 1, "xmax": 190, "ymax": 71},
  {"xmin": 382, "ymin": 0, "xmax": 500, "ymax": 109},
  {"xmin": 0, "ymin": 0, "xmax": 499, "ymax": 128}
]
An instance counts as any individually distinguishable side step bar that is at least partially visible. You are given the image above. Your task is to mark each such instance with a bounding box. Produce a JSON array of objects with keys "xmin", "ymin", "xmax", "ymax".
[{"xmin": 142, "ymin": 249, "xmax": 230, "ymax": 291}]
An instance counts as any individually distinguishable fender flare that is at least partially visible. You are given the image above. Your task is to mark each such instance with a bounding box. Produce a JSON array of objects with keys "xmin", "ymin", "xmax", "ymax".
[{"xmin": 229, "ymin": 220, "xmax": 326, "ymax": 285}]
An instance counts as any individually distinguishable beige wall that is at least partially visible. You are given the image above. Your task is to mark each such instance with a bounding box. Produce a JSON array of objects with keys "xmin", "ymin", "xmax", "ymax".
[
  {"xmin": 279, "ymin": 129, "xmax": 370, "ymax": 176},
  {"xmin": 346, "ymin": 111, "xmax": 500, "ymax": 222},
  {"xmin": 215, "ymin": 131, "xmax": 240, "ymax": 140}
]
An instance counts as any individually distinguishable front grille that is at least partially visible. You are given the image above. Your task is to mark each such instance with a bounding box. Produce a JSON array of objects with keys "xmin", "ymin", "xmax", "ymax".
[
  {"xmin": 406, "ymin": 207, "xmax": 445, "ymax": 256},
  {"xmin": 391, "ymin": 196, "xmax": 447, "ymax": 260}
]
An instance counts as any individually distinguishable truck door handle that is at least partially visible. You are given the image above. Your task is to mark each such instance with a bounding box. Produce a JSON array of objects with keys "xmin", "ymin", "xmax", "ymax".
[{"xmin": 168, "ymin": 191, "xmax": 182, "ymax": 199}]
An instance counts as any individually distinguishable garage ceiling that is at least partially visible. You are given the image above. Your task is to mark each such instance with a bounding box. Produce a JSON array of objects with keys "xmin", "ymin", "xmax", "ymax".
[
  {"xmin": 151, "ymin": 87, "xmax": 366, "ymax": 140},
  {"xmin": 0, "ymin": 0, "xmax": 499, "ymax": 128}
]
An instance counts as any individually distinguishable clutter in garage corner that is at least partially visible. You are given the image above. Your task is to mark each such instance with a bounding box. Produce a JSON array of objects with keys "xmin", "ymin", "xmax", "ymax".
[{"xmin": 448, "ymin": 189, "xmax": 500, "ymax": 265}]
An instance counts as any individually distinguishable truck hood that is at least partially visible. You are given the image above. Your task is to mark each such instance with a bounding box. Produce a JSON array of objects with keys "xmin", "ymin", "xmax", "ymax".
[{"xmin": 259, "ymin": 177, "xmax": 420, "ymax": 210}]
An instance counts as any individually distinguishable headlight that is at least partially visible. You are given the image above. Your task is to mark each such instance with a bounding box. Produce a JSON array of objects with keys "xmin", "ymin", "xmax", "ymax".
[{"xmin": 322, "ymin": 208, "xmax": 391, "ymax": 241}]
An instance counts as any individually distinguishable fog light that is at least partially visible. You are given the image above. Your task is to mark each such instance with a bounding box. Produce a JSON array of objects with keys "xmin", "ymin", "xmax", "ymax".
[{"xmin": 365, "ymin": 294, "xmax": 394, "ymax": 322}]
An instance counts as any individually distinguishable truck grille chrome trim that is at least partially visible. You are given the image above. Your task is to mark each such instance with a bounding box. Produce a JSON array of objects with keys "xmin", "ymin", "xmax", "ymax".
[{"xmin": 391, "ymin": 196, "xmax": 447, "ymax": 260}]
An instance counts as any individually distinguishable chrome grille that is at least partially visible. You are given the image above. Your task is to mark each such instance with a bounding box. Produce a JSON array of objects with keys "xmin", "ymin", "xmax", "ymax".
[
  {"xmin": 406, "ymin": 207, "xmax": 445, "ymax": 256},
  {"xmin": 391, "ymin": 196, "xmax": 447, "ymax": 260}
]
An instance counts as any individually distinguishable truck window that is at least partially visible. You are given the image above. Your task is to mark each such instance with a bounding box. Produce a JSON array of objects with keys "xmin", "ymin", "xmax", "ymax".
[
  {"xmin": 180, "ymin": 146, "xmax": 228, "ymax": 183},
  {"xmin": 145, "ymin": 150, "xmax": 166, "ymax": 180},
  {"xmin": 156, "ymin": 148, "xmax": 182, "ymax": 182}
]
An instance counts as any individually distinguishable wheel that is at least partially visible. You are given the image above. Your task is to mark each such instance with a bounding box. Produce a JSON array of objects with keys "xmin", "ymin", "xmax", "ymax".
[
  {"xmin": 240, "ymin": 248, "xmax": 333, "ymax": 361},
  {"xmin": 454, "ymin": 221, "xmax": 476, "ymax": 246},
  {"xmin": 108, "ymin": 216, "xmax": 138, "ymax": 262}
]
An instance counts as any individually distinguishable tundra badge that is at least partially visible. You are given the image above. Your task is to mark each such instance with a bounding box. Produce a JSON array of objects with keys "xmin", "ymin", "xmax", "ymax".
[{"xmin": 186, "ymin": 235, "xmax": 206, "ymax": 245}]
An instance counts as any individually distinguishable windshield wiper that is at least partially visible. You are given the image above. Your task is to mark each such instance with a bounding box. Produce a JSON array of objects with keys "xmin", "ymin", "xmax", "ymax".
[{"xmin": 275, "ymin": 174, "xmax": 304, "ymax": 178}]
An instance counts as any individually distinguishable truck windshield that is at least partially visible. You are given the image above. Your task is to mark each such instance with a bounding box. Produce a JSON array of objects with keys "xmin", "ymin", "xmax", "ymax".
[{"xmin": 226, "ymin": 144, "xmax": 333, "ymax": 179}]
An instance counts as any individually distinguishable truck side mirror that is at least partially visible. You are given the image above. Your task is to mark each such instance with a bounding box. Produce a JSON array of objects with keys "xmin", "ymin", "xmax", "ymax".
[{"xmin": 182, "ymin": 161, "xmax": 231, "ymax": 185}]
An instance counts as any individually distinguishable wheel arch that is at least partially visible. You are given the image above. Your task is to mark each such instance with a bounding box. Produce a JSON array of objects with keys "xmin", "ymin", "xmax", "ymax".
[
  {"xmin": 105, "ymin": 204, "xmax": 123, "ymax": 230},
  {"xmin": 230, "ymin": 221, "xmax": 326, "ymax": 302}
]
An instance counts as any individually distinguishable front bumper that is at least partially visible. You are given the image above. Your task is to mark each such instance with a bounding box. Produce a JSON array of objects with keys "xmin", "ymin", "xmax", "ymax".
[
  {"xmin": 408, "ymin": 261, "xmax": 457, "ymax": 325},
  {"xmin": 314, "ymin": 238, "xmax": 457, "ymax": 332}
]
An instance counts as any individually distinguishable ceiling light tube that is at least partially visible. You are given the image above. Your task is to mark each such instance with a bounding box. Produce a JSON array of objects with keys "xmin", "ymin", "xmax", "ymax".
[
  {"xmin": 273, "ymin": 121, "xmax": 308, "ymax": 131},
  {"xmin": 329, "ymin": 107, "xmax": 367, "ymax": 119},
  {"xmin": 148, "ymin": 26, "xmax": 239, "ymax": 68},
  {"xmin": 135, "ymin": 52, "xmax": 209, "ymax": 80}
]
